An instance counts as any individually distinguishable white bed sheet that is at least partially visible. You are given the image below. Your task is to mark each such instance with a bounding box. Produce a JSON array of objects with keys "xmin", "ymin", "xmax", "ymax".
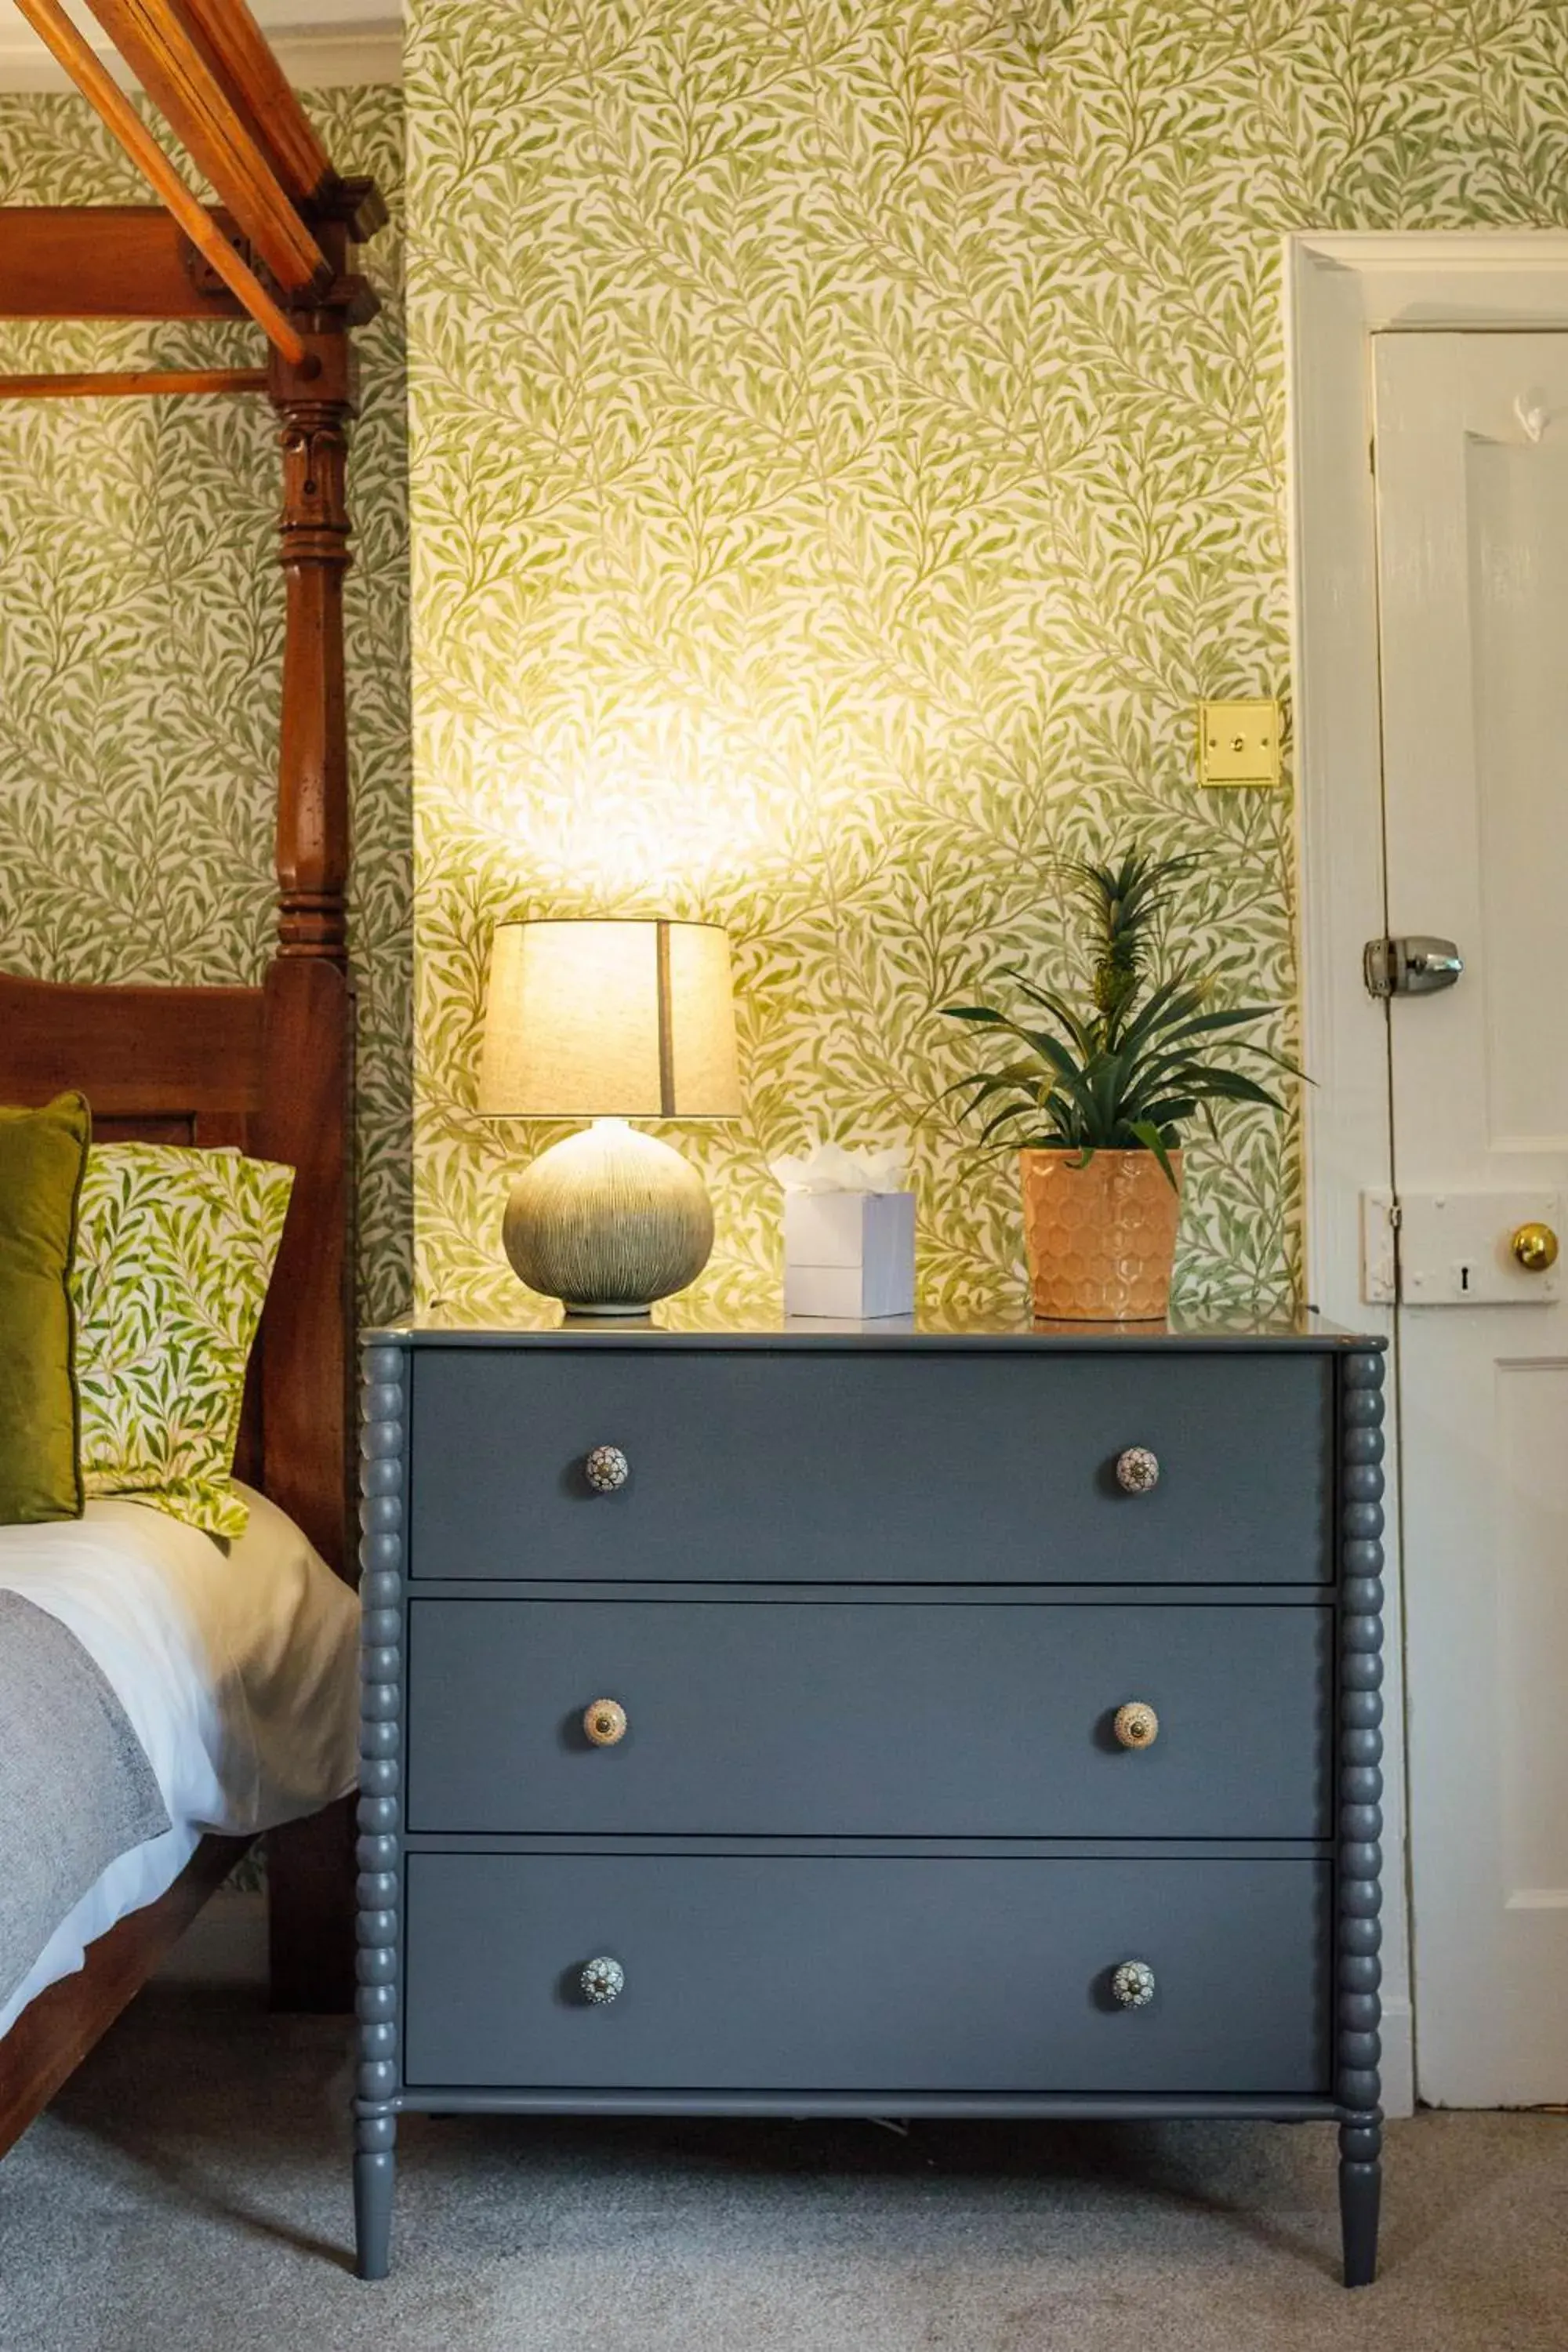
[{"xmin": 0, "ymin": 1483, "xmax": 358, "ymax": 2037}]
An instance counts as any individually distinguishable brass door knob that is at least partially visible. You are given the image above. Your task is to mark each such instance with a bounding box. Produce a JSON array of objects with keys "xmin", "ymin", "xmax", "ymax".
[
  {"xmin": 1512, "ymin": 1221, "xmax": 1559, "ymax": 1273},
  {"xmin": 1115, "ymin": 1446, "xmax": 1160, "ymax": 1494},
  {"xmin": 1111, "ymin": 1959, "xmax": 1156, "ymax": 2009},
  {"xmin": 580, "ymin": 1955, "xmax": 625, "ymax": 2005},
  {"xmin": 583, "ymin": 1699, "xmax": 628, "ymax": 1748},
  {"xmin": 584, "ymin": 1443, "xmax": 630, "ymax": 1492},
  {"xmin": 1113, "ymin": 1700, "xmax": 1160, "ymax": 1751}
]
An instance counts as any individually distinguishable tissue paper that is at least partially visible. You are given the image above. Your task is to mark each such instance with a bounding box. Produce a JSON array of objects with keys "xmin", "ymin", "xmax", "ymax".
[{"xmin": 769, "ymin": 1142, "xmax": 909, "ymax": 1196}]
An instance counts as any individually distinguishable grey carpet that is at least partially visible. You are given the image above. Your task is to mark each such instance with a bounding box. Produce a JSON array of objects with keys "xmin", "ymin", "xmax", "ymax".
[{"xmin": 2, "ymin": 1986, "xmax": 1566, "ymax": 2351}]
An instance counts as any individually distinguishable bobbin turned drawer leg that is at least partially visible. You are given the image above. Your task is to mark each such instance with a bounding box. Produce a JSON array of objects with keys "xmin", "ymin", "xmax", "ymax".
[
  {"xmin": 1338, "ymin": 2111, "xmax": 1381, "ymax": 2288},
  {"xmin": 354, "ymin": 2107, "xmax": 396, "ymax": 2281}
]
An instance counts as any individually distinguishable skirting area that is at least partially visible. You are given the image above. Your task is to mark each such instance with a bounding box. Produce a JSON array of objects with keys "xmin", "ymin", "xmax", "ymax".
[{"xmin": 1, "ymin": 1984, "xmax": 1564, "ymax": 2351}]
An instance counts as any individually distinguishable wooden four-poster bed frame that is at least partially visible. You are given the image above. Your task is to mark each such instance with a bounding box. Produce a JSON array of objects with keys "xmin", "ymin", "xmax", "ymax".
[{"xmin": 0, "ymin": 0, "xmax": 386, "ymax": 2153}]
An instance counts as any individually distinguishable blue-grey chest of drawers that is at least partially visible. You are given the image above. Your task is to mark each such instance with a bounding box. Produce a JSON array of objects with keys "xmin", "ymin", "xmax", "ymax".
[{"xmin": 354, "ymin": 1316, "xmax": 1386, "ymax": 2286}]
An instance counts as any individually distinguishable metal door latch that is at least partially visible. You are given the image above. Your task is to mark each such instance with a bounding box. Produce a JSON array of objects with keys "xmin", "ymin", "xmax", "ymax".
[{"xmin": 1363, "ymin": 936, "xmax": 1464, "ymax": 998}]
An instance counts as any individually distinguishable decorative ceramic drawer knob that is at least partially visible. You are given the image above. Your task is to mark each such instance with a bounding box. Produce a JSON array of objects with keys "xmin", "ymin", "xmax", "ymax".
[
  {"xmin": 1115, "ymin": 1445, "xmax": 1160, "ymax": 1494},
  {"xmin": 583, "ymin": 1698, "xmax": 628, "ymax": 1748},
  {"xmin": 580, "ymin": 1955, "xmax": 626, "ymax": 2005},
  {"xmin": 1111, "ymin": 1958, "xmax": 1156, "ymax": 2009},
  {"xmin": 584, "ymin": 1444, "xmax": 630, "ymax": 1494},
  {"xmin": 1113, "ymin": 1700, "xmax": 1160, "ymax": 1751}
]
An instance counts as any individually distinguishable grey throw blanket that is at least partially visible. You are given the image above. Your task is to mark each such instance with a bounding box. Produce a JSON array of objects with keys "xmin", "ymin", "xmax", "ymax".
[{"xmin": 0, "ymin": 1590, "xmax": 170, "ymax": 2010}]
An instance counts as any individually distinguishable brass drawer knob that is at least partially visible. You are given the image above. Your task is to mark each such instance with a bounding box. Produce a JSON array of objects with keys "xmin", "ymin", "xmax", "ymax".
[
  {"xmin": 1115, "ymin": 1445, "xmax": 1160, "ymax": 1494},
  {"xmin": 584, "ymin": 1443, "xmax": 630, "ymax": 1493},
  {"xmin": 1113, "ymin": 1700, "xmax": 1160, "ymax": 1751},
  {"xmin": 1111, "ymin": 1958, "xmax": 1156, "ymax": 2009},
  {"xmin": 583, "ymin": 1698, "xmax": 628, "ymax": 1748},
  {"xmin": 1512, "ymin": 1221, "xmax": 1559, "ymax": 1272},
  {"xmin": 580, "ymin": 1955, "xmax": 625, "ymax": 2005}
]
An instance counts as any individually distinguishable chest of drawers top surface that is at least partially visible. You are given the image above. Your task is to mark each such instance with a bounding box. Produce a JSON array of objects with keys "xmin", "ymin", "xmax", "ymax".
[
  {"xmin": 373, "ymin": 1314, "xmax": 1363, "ymax": 1588},
  {"xmin": 368, "ymin": 1305, "xmax": 1365, "ymax": 1352}
]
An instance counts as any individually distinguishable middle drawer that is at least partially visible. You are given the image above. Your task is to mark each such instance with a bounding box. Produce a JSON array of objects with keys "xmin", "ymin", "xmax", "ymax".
[{"xmin": 406, "ymin": 1598, "xmax": 1330, "ymax": 1839}]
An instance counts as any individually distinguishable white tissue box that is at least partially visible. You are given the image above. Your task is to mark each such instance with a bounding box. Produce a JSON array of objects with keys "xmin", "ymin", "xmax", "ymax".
[{"xmin": 783, "ymin": 1191, "xmax": 916, "ymax": 1319}]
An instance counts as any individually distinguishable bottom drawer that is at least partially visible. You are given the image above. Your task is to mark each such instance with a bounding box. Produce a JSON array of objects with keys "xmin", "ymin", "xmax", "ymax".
[{"xmin": 403, "ymin": 1854, "xmax": 1330, "ymax": 2096}]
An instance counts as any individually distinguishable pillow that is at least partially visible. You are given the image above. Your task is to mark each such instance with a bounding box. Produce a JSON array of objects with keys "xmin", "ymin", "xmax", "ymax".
[
  {"xmin": 72, "ymin": 1144, "xmax": 295, "ymax": 1541},
  {"xmin": 0, "ymin": 1093, "xmax": 90, "ymax": 1525}
]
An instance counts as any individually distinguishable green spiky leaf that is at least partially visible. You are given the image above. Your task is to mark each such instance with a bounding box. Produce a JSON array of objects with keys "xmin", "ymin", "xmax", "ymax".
[{"xmin": 941, "ymin": 841, "xmax": 1305, "ymax": 1165}]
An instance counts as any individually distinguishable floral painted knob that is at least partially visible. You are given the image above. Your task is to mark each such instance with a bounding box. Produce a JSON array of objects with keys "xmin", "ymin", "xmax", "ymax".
[
  {"xmin": 1115, "ymin": 1445, "xmax": 1160, "ymax": 1494},
  {"xmin": 1111, "ymin": 1959, "xmax": 1156, "ymax": 2009},
  {"xmin": 584, "ymin": 1444, "xmax": 630, "ymax": 1494},
  {"xmin": 583, "ymin": 1699, "xmax": 628, "ymax": 1748},
  {"xmin": 1113, "ymin": 1700, "xmax": 1160, "ymax": 1751},
  {"xmin": 580, "ymin": 1955, "xmax": 625, "ymax": 2005}
]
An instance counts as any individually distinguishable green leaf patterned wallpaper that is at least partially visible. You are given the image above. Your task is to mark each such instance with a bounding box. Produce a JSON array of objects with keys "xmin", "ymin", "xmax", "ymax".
[
  {"xmin": 0, "ymin": 85, "xmax": 412, "ymax": 1325},
  {"xmin": 405, "ymin": 0, "xmax": 1568, "ymax": 1327}
]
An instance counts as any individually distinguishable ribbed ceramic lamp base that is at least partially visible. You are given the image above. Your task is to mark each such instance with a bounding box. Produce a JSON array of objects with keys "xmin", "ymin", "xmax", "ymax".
[{"xmin": 502, "ymin": 1120, "xmax": 715, "ymax": 1315}]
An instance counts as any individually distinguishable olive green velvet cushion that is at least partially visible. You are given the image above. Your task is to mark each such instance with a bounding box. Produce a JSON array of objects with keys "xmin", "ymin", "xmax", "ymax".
[{"xmin": 0, "ymin": 1092, "xmax": 90, "ymax": 1526}]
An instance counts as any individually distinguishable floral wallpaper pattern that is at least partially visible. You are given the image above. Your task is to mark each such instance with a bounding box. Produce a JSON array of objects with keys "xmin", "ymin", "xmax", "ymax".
[
  {"xmin": 0, "ymin": 85, "xmax": 412, "ymax": 1324},
  {"xmin": 405, "ymin": 0, "xmax": 1568, "ymax": 1328}
]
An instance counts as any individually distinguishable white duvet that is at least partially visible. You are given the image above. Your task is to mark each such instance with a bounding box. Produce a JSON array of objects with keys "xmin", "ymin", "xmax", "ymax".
[{"xmin": 0, "ymin": 1483, "xmax": 359, "ymax": 2037}]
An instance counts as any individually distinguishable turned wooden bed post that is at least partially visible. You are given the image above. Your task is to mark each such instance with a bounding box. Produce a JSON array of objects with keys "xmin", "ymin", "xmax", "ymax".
[
  {"xmin": 262, "ymin": 306, "xmax": 361, "ymax": 2011},
  {"xmin": 270, "ymin": 314, "xmax": 353, "ymax": 966}
]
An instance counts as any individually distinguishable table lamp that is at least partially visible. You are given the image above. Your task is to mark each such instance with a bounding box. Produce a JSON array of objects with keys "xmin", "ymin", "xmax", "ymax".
[{"xmin": 477, "ymin": 918, "xmax": 742, "ymax": 1316}]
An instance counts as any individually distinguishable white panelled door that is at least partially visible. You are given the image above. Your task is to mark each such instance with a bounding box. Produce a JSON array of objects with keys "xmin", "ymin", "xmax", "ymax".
[{"xmin": 1374, "ymin": 332, "xmax": 1568, "ymax": 2107}]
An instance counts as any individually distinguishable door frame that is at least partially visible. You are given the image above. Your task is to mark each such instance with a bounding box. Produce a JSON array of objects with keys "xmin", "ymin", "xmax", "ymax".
[{"xmin": 1287, "ymin": 230, "xmax": 1568, "ymax": 2115}]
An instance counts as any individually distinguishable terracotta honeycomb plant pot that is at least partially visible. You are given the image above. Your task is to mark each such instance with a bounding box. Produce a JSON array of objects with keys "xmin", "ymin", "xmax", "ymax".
[{"xmin": 1019, "ymin": 1147, "xmax": 1183, "ymax": 1323}]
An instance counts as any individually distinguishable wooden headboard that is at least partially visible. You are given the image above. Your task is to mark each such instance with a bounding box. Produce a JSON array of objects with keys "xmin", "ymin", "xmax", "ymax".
[{"xmin": 0, "ymin": 957, "xmax": 354, "ymax": 1575}]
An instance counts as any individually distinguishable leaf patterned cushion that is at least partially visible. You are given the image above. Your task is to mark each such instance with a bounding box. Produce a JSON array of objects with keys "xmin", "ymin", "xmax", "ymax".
[{"xmin": 71, "ymin": 1145, "xmax": 295, "ymax": 1541}]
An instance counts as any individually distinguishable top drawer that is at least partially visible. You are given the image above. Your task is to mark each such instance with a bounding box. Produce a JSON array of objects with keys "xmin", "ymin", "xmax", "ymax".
[{"xmin": 406, "ymin": 1345, "xmax": 1333, "ymax": 1584}]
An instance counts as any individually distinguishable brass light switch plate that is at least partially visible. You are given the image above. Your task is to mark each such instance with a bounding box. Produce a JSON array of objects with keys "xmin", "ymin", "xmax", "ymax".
[{"xmin": 1198, "ymin": 698, "xmax": 1282, "ymax": 788}]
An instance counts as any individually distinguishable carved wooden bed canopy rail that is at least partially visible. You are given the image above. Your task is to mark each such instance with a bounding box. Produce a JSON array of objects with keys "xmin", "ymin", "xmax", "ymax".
[
  {"xmin": 0, "ymin": 0, "xmax": 387, "ymax": 387},
  {"xmin": 0, "ymin": 0, "xmax": 389, "ymax": 969}
]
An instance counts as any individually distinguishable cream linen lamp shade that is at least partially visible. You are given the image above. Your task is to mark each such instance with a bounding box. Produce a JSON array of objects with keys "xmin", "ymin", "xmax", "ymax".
[
  {"xmin": 477, "ymin": 919, "xmax": 741, "ymax": 1316},
  {"xmin": 478, "ymin": 920, "xmax": 741, "ymax": 1120}
]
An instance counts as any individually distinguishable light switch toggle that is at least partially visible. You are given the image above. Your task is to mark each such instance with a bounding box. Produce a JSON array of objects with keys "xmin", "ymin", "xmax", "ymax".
[{"xmin": 1197, "ymin": 699, "xmax": 1283, "ymax": 788}]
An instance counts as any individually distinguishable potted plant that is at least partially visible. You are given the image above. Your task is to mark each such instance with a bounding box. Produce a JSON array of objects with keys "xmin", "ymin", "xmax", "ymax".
[{"xmin": 942, "ymin": 848, "xmax": 1299, "ymax": 1321}]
